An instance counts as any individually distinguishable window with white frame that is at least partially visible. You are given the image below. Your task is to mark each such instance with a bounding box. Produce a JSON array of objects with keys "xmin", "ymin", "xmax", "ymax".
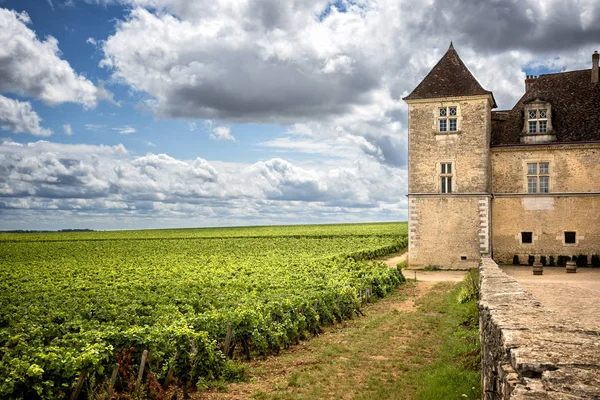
[
  {"xmin": 526, "ymin": 162, "xmax": 550, "ymax": 193},
  {"xmin": 438, "ymin": 107, "xmax": 457, "ymax": 132},
  {"xmin": 527, "ymin": 108, "xmax": 548, "ymax": 133},
  {"xmin": 440, "ymin": 162, "xmax": 453, "ymax": 193}
]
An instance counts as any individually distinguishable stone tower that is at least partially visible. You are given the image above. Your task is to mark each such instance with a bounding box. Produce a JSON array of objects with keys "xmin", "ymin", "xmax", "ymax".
[{"xmin": 403, "ymin": 44, "xmax": 496, "ymax": 269}]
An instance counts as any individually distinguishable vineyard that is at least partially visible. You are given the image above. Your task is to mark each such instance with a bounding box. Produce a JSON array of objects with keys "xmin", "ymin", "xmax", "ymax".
[{"xmin": 0, "ymin": 222, "xmax": 407, "ymax": 399}]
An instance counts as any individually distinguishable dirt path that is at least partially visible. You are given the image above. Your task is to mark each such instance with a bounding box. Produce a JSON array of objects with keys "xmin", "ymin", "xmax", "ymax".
[
  {"xmin": 194, "ymin": 282, "xmax": 454, "ymax": 400},
  {"xmin": 197, "ymin": 282, "xmax": 436, "ymax": 400},
  {"xmin": 193, "ymin": 254, "xmax": 469, "ymax": 400},
  {"xmin": 383, "ymin": 252, "xmax": 468, "ymax": 282},
  {"xmin": 383, "ymin": 252, "xmax": 408, "ymax": 268}
]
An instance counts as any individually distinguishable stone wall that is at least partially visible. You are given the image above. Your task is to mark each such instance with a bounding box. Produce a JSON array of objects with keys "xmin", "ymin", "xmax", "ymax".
[
  {"xmin": 491, "ymin": 143, "xmax": 600, "ymax": 194},
  {"xmin": 492, "ymin": 196, "xmax": 600, "ymax": 264},
  {"xmin": 491, "ymin": 143, "xmax": 600, "ymax": 264},
  {"xmin": 479, "ymin": 258, "xmax": 600, "ymax": 399},
  {"xmin": 408, "ymin": 96, "xmax": 492, "ymax": 194},
  {"xmin": 408, "ymin": 195, "xmax": 487, "ymax": 269},
  {"xmin": 406, "ymin": 95, "xmax": 493, "ymax": 269}
]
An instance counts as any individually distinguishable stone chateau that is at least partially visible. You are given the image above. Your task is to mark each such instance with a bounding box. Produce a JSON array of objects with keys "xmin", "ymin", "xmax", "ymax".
[{"xmin": 403, "ymin": 43, "xmax": 600, "ymax": 268}]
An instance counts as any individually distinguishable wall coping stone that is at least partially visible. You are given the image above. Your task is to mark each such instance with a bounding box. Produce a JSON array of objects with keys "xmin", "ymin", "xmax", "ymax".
[{"xmin": 479, "ymin": 257, "xmax": 600, "ymax": 399}]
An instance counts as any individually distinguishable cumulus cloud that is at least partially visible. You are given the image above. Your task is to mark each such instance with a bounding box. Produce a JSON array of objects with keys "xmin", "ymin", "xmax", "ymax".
[
  {"xmin": 96, "ymin": 0, "xmax": 599, "ymax": 166},
  {"xmin": 0, "ymin": 140, "xmax": 407, "ymax": 228},
  {"xmin": 63, "ymin": 124, "xmax": 73, "ymax": 136},
  {"xmin": 100, "ymin": 5, "xmax": 378, "ymax": 122},
  {"xmin": 0, "ymin": 95, "xmax": 52, "ymax": 136},
  {"xmin": 210, "ymin": 126, "xmax": 235, "ymax": 141},
  {"xmin": 428, "ymin": 0, "xmax": 600, "ymax": 53},
  {"xmin": 0, "ymin": 8, "xmax": 111, "ymax": 107}
]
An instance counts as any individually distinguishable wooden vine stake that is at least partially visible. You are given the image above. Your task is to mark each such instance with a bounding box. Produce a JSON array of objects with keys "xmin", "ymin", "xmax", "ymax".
[
  {"xmin": 162, "ymin": 369, "xmax": 174, "ymax": 390},
  {"xmin": 223, "ymin": 324, "xmax": 233, "ymax": 359},
  {"xmin": 135, "ymin": 350, "xmax": 149, "ymax": 393},
  {"xmin": 106, "ymin": 364, "xmax": 119, "ymax": 399},
  {"xmin": 313, "ymin": 300, "xmax": 320, "ymax": 335},
  {"xmin": 241, "ymin": 337, "xmax": 251, "ymax": 360},
  {"xmin": 70, "ymin": 371, "xmax": 87, "ymax": 400}
]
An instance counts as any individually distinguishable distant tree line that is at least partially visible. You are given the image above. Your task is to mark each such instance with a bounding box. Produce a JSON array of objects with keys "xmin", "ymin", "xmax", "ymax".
[{"xmin": 0, "ymin": 229, "xmax": 95, "ymax": 233}]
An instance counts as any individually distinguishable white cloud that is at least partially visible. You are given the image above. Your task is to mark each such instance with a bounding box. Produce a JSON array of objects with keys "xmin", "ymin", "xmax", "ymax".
[
  {"xmin": 0, "ymin": 95, "xmax": 52, "ymax": 136},
  {"xmin": 0, "ymin": 8, "xmax": 111, "ymax": 108},
  {"xmin": 112, "ymin": 125, "xmax": 136, "ymax": 135},
  {"xmin": 63, "ymin": 123, "xmax": 73, "ymax": 136},
  {"xmin": 188, "ymin": 121, "xmax": 197, "ymax": 131},
  {"xmin": 0, "ymin": 140, "xmax": 407, "ymax": 229},
  {"xmin": 86, "ymin": 37, "xmax": 97, "ymax": 46},
  {"xmin": 145, "ymin": 141, "xmax": 156, "ymax": 147},
  {"xmin": 210, "ymin": 126, "xmax": 235, "ymax": 141},
  {"xmin": 85, "ymin": 124, "xmax": 105, "ymax": 130},
  {"xmin": 97, "ymin": 0, "xmax": 600, "ymax": 167},
  {"xmin": 3, "ymin": 0, "xmax": 598, "ymax": 229}
]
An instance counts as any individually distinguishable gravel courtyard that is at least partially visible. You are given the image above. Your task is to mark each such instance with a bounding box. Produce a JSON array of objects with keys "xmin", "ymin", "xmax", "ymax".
[{"xmin": 501, "ymin": 265, "xmax": 600, "ymax": 331}]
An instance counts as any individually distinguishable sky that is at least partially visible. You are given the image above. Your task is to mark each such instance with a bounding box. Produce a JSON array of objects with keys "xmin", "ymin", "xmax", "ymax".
[{"xmin": 0, "ymin": 0, "xmax": 599, "ymax": 230}]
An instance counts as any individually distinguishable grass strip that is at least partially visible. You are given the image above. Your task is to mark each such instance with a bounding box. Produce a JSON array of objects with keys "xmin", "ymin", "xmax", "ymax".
[{"xmin": 214, "ymin": 272, "xmax": 481, "ymax": 400}]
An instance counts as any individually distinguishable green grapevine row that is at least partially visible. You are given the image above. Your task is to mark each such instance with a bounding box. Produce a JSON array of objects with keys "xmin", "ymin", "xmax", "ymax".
[{"xmin": 0, "ymin": 223, "xmax": 408, "ymax": 398}]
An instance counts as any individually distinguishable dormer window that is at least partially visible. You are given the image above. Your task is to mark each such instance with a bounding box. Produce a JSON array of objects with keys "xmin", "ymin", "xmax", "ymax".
[
  {"xmin": 527, "ymin": 109, "xmax": 548, "ymax": 133},
  {"xmin": 438, "ymin": 107, "xmax": 457, "ymax": 132},
  {"xmin": 521, "ymin": 100, "xmax": 554, "ymax": 144}
]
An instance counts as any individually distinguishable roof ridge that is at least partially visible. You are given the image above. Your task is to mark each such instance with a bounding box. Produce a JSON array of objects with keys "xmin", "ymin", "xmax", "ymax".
[{"xmin": 537, "ymin": 68, "xmax": 591, "ymax": 77}]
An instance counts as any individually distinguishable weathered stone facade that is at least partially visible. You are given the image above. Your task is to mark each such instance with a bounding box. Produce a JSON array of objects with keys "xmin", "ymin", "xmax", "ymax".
[
  {"xmin": 491, "ymin": 143, "xmax": 600, "ymax": 264},
  {"xmin": 408, "ymin": 97, "xmax": 492, "ymax": 194},
  {"xmin": 479, "ymin": 258, "xmax": 600, "ymax": 399},
  {"xmin": 408, "ymin": 196, "xmax": 488, "ymax": 268},
  {"xmin": 491, "ymin": 144, "xmax": 600, "ymax": 194},
  {"xmin": 404, "ymin": 44, "xmax": 600, "ymax": 268},
  {"xmin": 406, "ymin": 96, "xmax": 493, "ymax": 268}
]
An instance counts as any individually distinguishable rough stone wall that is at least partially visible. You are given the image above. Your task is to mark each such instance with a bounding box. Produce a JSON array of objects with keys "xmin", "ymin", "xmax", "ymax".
[
  {"xmin": 491, "ymin": 144, "xmax": 600, "ymax": 264},
  {"xmin": 407, "ymin": 95, "xmax": 492, "ymax": 268},
  {"xmin": 409, "ymin": 196, "xmax": 486, "ymax": 268},
  {"xmin": 491, "ymin": 144, "xmax": 600, "ymax": 194},
  {"xmin": 408, "ymin": 96, "xmax": 492, "ymax": 194},
  {"xmin": 492, "ymin": 197, "xmax": 600, "ymax": 264},
  {"xmin": 479, "ymin": 258, "xmax": 600, "ymax": 399}
]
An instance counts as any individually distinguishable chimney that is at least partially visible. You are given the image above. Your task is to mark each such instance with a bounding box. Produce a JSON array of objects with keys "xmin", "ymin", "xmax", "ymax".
[
  {"xmin": 525, "ymin": 75, "xmax": 537, "ymax": 91},
  {"xmin": 592, "ymin": 50, "xmax": 599, "ymax": 84}
]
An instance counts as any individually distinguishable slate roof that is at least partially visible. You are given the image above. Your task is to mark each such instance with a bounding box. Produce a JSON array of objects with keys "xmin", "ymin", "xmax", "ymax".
[
  {"xmin": 491, "ymin": 69, "xmax": 600, "ymax": 145},
  {"xmin": 404, "ymin": 43, "xmax": 496, "ymax": 107}
]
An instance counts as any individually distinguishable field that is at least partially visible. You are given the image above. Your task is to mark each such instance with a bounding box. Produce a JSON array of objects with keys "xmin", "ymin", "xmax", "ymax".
[{"xmin": 0, "ymin": 222, "xmax": 407, "ymax": 399}]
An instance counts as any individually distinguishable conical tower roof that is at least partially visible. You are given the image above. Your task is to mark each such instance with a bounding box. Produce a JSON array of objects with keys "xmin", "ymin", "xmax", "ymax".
[{"xmin": 404, "ymin": 43, "xmax": 496, "ymax": 107}]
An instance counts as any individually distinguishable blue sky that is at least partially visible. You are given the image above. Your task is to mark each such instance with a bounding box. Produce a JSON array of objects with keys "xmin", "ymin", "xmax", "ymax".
[
  {"xmin": 0, "ymin": 0, "xmax": 598, "ymax": 230},
  {"xmin": 0, "ymin": 0, "xmax": 288, "ymax": 164}
]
